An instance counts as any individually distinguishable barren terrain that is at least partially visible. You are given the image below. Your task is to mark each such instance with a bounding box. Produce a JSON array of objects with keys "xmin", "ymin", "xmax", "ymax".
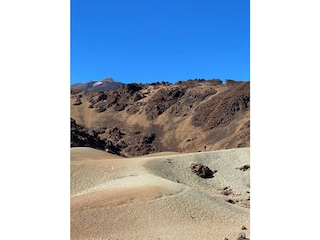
[
  {"xmin": 71, "ymin": 80, "xmax": 250, "ymax": 157},
  {"xmin": 71, "ymin": 147, "xmax": 250, "ymax": 240}
]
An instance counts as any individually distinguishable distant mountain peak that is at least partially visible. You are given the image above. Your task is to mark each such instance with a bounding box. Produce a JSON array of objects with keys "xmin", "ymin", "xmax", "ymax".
[
  {"xmin": 101, "ymin": 77, "xmax": 116, "ymax": 83},
  {"xmin": 71, "ymin": 77, "xmax": 122, "ymax": 91}
]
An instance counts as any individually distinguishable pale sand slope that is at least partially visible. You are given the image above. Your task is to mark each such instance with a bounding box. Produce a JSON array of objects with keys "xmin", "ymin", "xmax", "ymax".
[{"xmin": 71, "ymin": 147, "xmax": 250, "ymax": 240}]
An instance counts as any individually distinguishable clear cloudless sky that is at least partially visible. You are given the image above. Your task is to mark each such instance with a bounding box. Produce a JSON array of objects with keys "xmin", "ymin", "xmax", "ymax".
[{"xmin": 71, "ymin": 0, "xmax": 249, "ymax": 84}]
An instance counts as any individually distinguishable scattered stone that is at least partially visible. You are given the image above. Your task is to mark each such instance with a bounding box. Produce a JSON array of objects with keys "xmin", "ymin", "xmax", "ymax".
[
  {"xmin": 237, "ymin": 232, "xmax": 247, "ymax": 240},
  {"xmin": 226, "ymin": 199, "xmax": 236, "ymax": 204},
  {"xmin": 237, "ymin": 164, "xmax": 250, "ymax": 171},
  {"xmin": 241, "ymin": 225, "xmax": 247, "ymax": 230},
  {"xmin": 221, "ymin": 187, "xmax": 233, "ymax": 196},
  {"xmin": 190, "ymin": 163, "xmax": 214, "ymax": 178}
]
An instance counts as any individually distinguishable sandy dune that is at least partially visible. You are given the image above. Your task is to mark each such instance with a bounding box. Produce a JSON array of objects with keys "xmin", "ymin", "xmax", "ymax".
[{"xmin": 71, "ymin": 147, "xmax": 250, "ymax": 240}]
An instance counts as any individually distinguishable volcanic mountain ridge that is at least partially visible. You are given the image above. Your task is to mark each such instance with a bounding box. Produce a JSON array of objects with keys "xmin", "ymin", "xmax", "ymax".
[{"xmin": 71, "ymin": 79, "xmax": 250, "ymax": 157}]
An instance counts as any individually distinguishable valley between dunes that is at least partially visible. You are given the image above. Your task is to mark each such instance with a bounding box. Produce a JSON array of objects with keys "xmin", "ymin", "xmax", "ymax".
[{"xmin": 71, "ymin": 147, "xmax": 250, "ymax": 240}]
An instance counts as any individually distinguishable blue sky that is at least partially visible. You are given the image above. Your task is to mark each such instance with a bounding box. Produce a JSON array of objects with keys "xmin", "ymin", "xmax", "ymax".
[{"xmin": 71, "ymin": 0, "xmax": 249, "ymax": 84}]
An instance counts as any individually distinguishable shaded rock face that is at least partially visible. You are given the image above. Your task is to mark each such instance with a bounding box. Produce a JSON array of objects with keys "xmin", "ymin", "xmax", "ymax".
[
  {"xmin": 70, "ymin": 118, "xmax": 106, "ymax": 150},
  {"xmin": 71, "ymin": 118, "xmax": 159, "ymax": 157},
  {"xmin": 125, "ymin": 141, "xmax": 157, "ymax": 157},
  {"xmin": 109, "ymin": 131, "xmax": 158, "ymax": 157},
  {"xmin": 143, "ymin": 133, "xmax": 156, "ymax": 144},
  {"xmin": 70, "ymin": 119, "xmax": 125, "ymax": 155},
  {"xmin": 190, "ymin": 163, "xmax": 214, "ymax": 178}
]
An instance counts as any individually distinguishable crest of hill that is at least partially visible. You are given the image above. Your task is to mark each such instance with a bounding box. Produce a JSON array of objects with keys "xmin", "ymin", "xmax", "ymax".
[
  {"xmin": 71, "ymin": 79, "xmax": 250, "ymax": 157},
  {"xmin": 71, "ymin": 78, "xmax": 123, "ymax": 91}
]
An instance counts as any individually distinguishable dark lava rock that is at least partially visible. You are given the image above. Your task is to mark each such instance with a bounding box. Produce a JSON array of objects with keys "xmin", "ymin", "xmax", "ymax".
[
  {"xmin": 237, "ymin": 232, "xmax": 248, "ymax": 240},
  {"xmin": 143, "ymin": 133, "xmax": 156, "ymax": 144},
  {"xmin": 71, "ymin": 118, "xmax": 105, "ymax": 150},
  {"xmin": 239, "ymin": 164, "xmax": 250, "ymax": 171},
  {"xmin": 189, "ymin": 163, "xmax": 214, "ymax": 178}
]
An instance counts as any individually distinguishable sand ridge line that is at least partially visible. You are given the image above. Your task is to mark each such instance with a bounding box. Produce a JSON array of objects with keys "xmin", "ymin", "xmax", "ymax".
[
  {"xmin": 71, "ymin": 184, "xmax": 189, "ymax": 213},
  {"xmin": 71, "ymin": 171, "xmax": 187, "ymax": 198}
]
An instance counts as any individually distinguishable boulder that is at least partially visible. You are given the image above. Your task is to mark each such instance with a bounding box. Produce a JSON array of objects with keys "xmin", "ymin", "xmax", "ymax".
[{"xmin": 190, "ymin": 163, "xmax": 214, "ymax": 178}]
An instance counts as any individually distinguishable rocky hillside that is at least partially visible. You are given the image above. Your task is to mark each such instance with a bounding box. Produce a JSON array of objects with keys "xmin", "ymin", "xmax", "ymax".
[
  {"xmin": 70, "ymin": 79, "xmax": 250, "ymax": 157},
  {"xmin": 71, "ymin": 118, "xmax": 106, "ymax": 150}
]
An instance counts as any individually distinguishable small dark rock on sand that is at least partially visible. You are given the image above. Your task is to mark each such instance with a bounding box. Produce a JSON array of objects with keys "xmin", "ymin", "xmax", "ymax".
[
  {"xmin": 241, "ymin": 225, "xmax": 247, "ymax": 230},
  {"xmin": 237, "ymin": 164, "xmax": 250, "ymax": 171},
  {"xmin": 225, "ymin": 199, "xmax": 237, "ymax": 204},
  {"xmin": 237, "ymin": 232, "xmax": 249, "ymax": 240},
  {"xmin": 221, "ymin": 186, "xmax": 233, "ymax": 196}
]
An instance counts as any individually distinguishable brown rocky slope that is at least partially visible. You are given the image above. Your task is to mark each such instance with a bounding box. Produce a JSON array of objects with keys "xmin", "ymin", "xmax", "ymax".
[{"xmin": 70, "ymin": 79, "xmax": 250, "ymax": 157}]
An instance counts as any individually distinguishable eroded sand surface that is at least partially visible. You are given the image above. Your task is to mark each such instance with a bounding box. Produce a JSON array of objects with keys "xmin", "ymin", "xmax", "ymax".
[{"xmin": 71, "ymin": 147, "xmax": 250, "ymax": 240}]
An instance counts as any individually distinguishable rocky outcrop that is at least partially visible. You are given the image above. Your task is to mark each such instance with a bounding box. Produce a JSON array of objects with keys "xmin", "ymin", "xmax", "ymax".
[
  {"xmin": 71, "ymin": 119, "xmax": 160, "ymax": 157},
  {"xmin": 190, "ymin": 163, "xmax": 214, "ymax": 178},
  {"xmin": 86, "ymin": 83, "xmax": 144, "ymax": 113},
  {"xmin": 145, "ymin": 87, "xmax": 185, "ymax": 120},
  {"xmin": 70, "ymin": 118, "xmax": 106, "ymax": 150}
]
